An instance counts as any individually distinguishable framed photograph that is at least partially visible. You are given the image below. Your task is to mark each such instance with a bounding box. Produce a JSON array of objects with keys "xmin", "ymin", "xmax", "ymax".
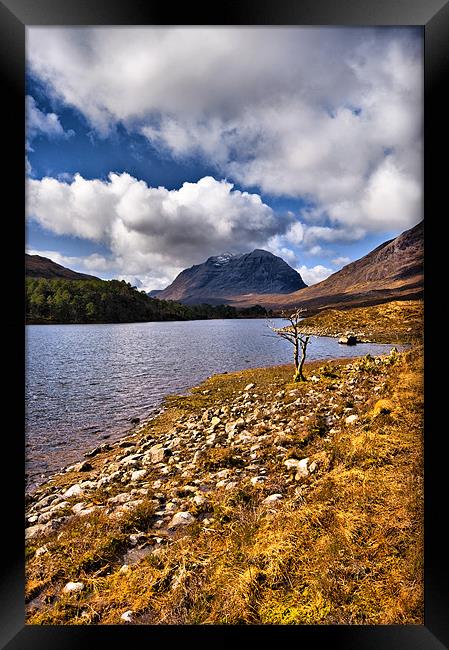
[{"xmin": 1, "ymin": 0, "xmax": 447, "ymax": 647}]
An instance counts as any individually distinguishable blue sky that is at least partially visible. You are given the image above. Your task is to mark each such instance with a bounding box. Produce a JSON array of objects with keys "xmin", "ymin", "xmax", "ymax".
[{"xmin": 26, "ymin": 27, "xmax": 423, "ymax": 291}]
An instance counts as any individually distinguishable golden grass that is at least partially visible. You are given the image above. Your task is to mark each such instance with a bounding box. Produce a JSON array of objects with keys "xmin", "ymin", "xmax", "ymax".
[
  {"xmin": 26, "ymin": 344, "xmax": 423, "ymax": 625},
  {"xmin": 298, "ymin": 300, "xmax": 423, "ymax": 344}
]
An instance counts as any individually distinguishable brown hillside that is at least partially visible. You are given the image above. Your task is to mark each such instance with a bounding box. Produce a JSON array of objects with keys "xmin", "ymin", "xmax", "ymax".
[
  {"xmin": 26, "ymin": 254, "xmax": 100, "ymax": 281},
  {"xmin": 229, "ymin": 221, "xmax": 423, "ymax": 313}
]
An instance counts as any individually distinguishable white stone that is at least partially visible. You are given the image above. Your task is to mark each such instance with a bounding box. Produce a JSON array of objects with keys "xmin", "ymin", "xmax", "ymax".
[
  {"xmin": 121, "ymin": 610, "xmax": 134, "ymax": 623},
  {"xmin": 35, "ymin": 545, "xmax": 49, "ymax": 557},
  {"xmin": 71, "ymin": 502, "xmax": 87, "ymax": 514},
  {"xmin": 108, "ymin": 492, "xmax": 133, "ymax": 505},
  {"xmin": 146, "ymin": 444, "xmax": 167, "ymax": 463},
  {"xmin": 167, "ymin": 511, "xmax": 196, "ymax": 529},
  {"xmin": 345, "ymin": 414, "xmax": 359, "ymax": 424},
  {"xmin": 284, "ymin": 458, "xmax": 305, "ymax": 470},
  {"xmin": 63, "ymin": 581, "xmax": 84, "ymax": 594},
  {"xmin": 193, "ymin": 495, "xmax": 206, "ymax": 506},
  {"xmin": 119, "ymin": 564, "xmax": 130, "ymax": 574},
  {"xmin": 250, "ymin": 476, "xmax": 266, "ymax": 485},
  {"xmin": 63, "ymin": 484, "xmax": 84, "ymax": 499},
  {"xmin": 119, "ymin": 499, "xmax": 144, "ymax": 512},
  {"xmin": 295, "ymin": 459, "xmax": 310, "ymax": 480},
  {"xmin": 263, "ymin": 494, "xmax": 283, "ymax": 504},
  {"xmin": 131, "ymin": 470, "xmax": 147, "ymax": 481},
  {"xmin": 25, "ymin": 524, "xmax": 46, "ymax": 541},
  {"xmin": 244, "ymin": 383, "xmax": 256, "ymax": 391}
]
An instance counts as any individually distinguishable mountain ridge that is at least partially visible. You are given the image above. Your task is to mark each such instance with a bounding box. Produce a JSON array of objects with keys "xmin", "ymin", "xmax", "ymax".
[
  {"xmin": 228, "ymin": 221, "xmax": 423, "ymax": 312},
  {"xmin": 152, "ymin": 248, "xmax": 307, "ymax": 305},
  {"xmin": 25, "ymin": 254, "xmax": 100, "ymax": 281}
]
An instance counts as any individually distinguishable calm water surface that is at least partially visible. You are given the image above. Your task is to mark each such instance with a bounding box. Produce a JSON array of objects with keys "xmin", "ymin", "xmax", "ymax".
[{"xmin": 26, "ymin": 319, "xmax": 402, "ymax": 489}]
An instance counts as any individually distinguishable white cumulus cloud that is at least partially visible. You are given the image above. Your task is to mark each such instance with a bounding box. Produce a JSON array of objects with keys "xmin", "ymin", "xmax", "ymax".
[
  {"xmin": 26, "ymin": 95, "xmax": 74, "ymax": 149},
  {"xmin": 27, "ymin": 174, "xmax": 292, "ymax": 291},
  {"xmin": 332, "ymin": 256, "xmax": 351, "ymax": 267},
  {"xmin": 27, "ymin": 27, "xmax": 423, "ymax": 238},
  {"xmin": 296, "ymin": 264, "xmax": 335, "ymax": 286}
]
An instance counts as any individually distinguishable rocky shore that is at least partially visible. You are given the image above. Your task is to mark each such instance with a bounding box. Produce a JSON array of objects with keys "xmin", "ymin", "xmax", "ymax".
[{"xmin": 25, "ymin": 341, "xmax": 423, "ymax": 625}]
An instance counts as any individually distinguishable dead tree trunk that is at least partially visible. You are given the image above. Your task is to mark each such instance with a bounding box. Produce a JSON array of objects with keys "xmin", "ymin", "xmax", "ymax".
[
  {"xmin": 269, "ymin": 308, "xmax": 312, "ymax": 383},
  {"xmin": 293, "ymin": 338, "xmax": 299, "ymax": 375},
  {"xmin": 296, "ymin": 335, "xmax": 310, "ymax": 382}
]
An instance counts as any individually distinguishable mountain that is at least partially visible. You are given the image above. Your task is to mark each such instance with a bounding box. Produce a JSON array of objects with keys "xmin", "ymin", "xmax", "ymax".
[
  {"xmin": 152, "ymin": 249, "xmax": 307, "ymax": 305},
  {"xmin": 227, "ymin": 221, "xmax": 424, "ymax": 312},
  {"xmin": 25, "ymin": 254, "xmax": 100, "ymax": 281}
]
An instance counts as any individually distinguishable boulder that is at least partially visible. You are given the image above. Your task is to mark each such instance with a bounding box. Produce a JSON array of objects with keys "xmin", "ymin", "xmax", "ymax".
[
  {"xmin": 25, "ymin": 524, "xmax": 46, "ymax": 541},
  {"xmin": 294, "ymin": 458, "xmax": 310, "ymax": 479},
  {"xmin": 167, "ymin": 511, "xmax": 196, "ymax": 530},
  {"xmin": 284, "ymin": 458, "xmax": 306, "ymax": 471},
  {"xmin": 225, "ymin": 418, "xmax": 245, "ymax": 434},
  {"xmin": 131, "ymin": 470, "xmax": 147, "ymax": 482},
  {"xmin": 144, "ymin": 444, "xmax": 171, "ymax": 464},
  {"xmin": 63, "ymin": 484, "xmax": 84, "ymax": 499},
  {"xmin": 72, "ymin": 502, "xmax": 87, "ymax": 514},
  {"xmin": 263, "ymin": 494, "xmax": 283, "ymax": 505},
  {"xmin": 338, "ymin": 334, "xmax": 357, "ymax": 345}
]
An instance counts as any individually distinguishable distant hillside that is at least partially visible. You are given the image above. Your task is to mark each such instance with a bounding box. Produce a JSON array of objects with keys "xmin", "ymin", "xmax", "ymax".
[
  {"xmin": 228, "ymin": 221, "xmax": 423, "ymax": 313},
  {"xmin": 25, "ymin": 254, "xmax": 100, "ymax": 281},
  {"xmin": 153, "ymin": 249, "xmax": 307, "ymax": 305},
  {"xmin": 25, "ymin": 276, "xmax": 269, "ymax": 324}
]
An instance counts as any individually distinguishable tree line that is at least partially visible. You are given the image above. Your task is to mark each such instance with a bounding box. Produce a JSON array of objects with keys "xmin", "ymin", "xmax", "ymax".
[{"xmin": 25, "ymin": 277, "xmax": 270, "ymax": 324}]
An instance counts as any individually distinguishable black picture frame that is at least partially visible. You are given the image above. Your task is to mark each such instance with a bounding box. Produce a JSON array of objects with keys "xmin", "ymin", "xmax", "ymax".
[{"xmin": 1, "ymin": 0, "xmax": 447, "ymax": 647}]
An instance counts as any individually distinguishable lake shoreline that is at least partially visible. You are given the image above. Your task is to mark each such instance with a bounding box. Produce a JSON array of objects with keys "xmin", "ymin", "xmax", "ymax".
[
  {"xmin": 27, "ymin": 317, "xmax": 405, "ymax": 490},
  {"xmin": 25, "ymin": 343, "xmax": 423, "ymax": 624}
]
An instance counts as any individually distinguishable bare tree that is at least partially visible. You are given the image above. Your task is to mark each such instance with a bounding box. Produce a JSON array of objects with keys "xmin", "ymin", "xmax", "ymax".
[{"xmin": 269, "ymin": 308, "xmax": 311, "ymax": 382}]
